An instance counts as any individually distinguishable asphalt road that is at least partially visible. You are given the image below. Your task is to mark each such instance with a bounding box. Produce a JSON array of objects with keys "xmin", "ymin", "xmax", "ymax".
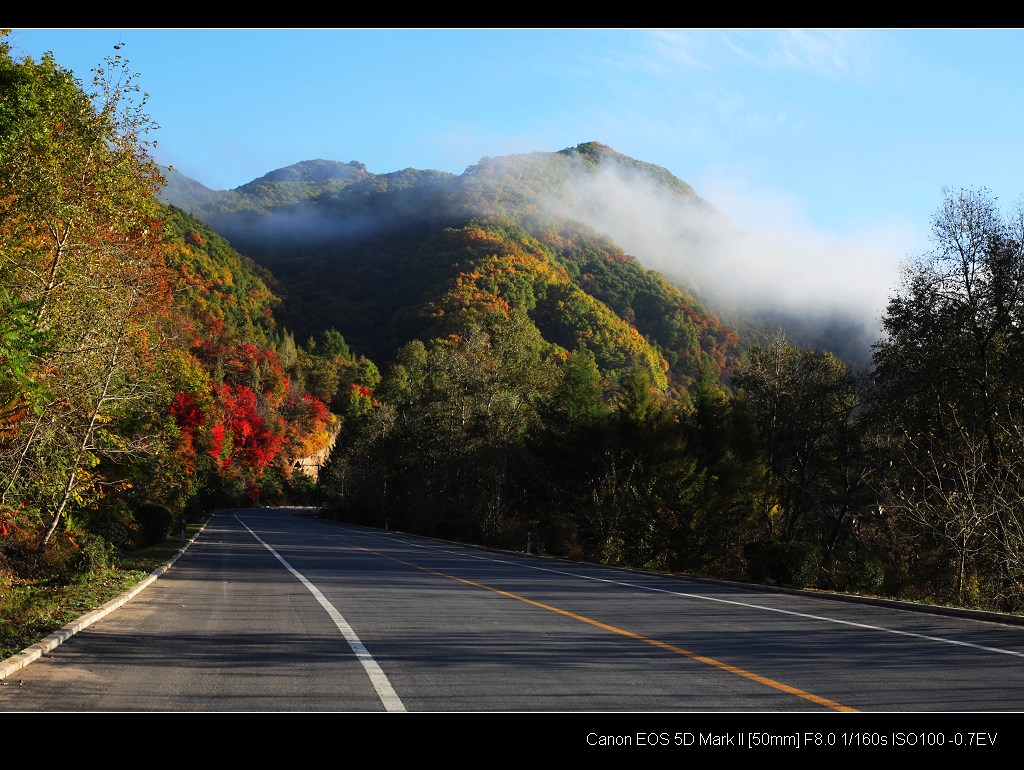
[{"xmin": 3, "ymin": 507, "xmax": 1024, "ymax": 744}]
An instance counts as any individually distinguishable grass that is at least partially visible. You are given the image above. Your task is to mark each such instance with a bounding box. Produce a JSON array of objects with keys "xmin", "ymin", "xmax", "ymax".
[{"xmin": 0, "ymin": 528, "xmax": 197, "ymax": 662}]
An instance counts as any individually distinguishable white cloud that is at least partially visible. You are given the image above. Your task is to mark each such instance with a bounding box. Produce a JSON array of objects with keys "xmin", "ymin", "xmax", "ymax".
[
  {"xmin": 536, "ymin": 159, "xmax": 914, "ymax": 352},
  {"xmin": 643, "ymin": 28, "xmax": 879, "ymax": 81}
]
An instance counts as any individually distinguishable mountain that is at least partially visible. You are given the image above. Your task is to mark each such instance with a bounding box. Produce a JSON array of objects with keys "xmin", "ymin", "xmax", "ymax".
[{"xmin": 158, "ymin": 142, "xmax": 862, "ymax": 393}]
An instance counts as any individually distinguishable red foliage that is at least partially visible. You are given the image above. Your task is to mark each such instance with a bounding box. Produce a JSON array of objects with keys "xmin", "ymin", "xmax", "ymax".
[
  {"xmin": 212, "ymin": 383, "xmax": 284, "ymax": 473},
  {"xmin": 169, "ymin": 391, "xmax": 209, "ymax": 468},
  {"xmin": 304, "ymin": 393, "xmax": 329, "ymax": 424},
  {"xmin": 170, "ymin": 392, "xmax": 205, "ymax": 430},
  {"xmin": 350, "ymin": 383, "xmax": 372, "ymax": 399},
  {"xmin": 208, "ymin": 422, "xmax": 227, "ymax": 463}
]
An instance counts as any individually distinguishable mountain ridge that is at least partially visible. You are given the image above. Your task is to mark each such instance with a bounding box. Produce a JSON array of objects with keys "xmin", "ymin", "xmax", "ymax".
[{"xmin": 158, "ymin": 142, "xmax": 872, "ymax": 381}]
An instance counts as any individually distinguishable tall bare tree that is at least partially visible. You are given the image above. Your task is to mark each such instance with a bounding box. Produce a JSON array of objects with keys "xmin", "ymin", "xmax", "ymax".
[{"xmin": 873, "ymin": 187, "xmax": 1024, "ymax": 608}]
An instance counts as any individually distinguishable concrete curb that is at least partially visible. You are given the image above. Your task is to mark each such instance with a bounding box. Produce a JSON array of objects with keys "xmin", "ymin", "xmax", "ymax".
[{"xmin": 0, "ymin": 521, "xmax": 206, "ymax": 682}]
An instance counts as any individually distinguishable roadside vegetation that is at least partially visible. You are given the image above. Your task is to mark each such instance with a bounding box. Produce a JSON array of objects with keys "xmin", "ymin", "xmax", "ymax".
[
  {"xmin": 0, "ymin": 33, "xmax": 336, "ymax": 664},
  {"xmin": 0, "ymin": 519, "xmax": 204, "ymax": 662}
]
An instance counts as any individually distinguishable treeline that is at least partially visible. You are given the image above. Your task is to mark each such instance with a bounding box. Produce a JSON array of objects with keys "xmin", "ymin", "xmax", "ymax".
[{"xmin": 322, "ymin": 186, "xmax": 1024, "ymax": 613}]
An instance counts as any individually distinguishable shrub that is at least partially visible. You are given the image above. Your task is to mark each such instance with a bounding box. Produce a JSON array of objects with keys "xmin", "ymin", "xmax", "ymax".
[
  {"xmin": 134, "ymin": 503, "xmax": 174, "ymax": 546},
  {"xmin": 824, "ymin": 550, "xmax": 886, "ymax": 595},
  {"xmin": 744, "ymin": 541, "xmax": 820, "ymax": 588},
  {"xmin": 89, "ymin": 519, "xmax": 140, "ymax": 552},
  {"xmin": 0, "ymin": 519, "xmax": 42, "ymax": 581},
  {"xmin": 67, "ymin": 530, "xmax": 115, "ymax": 576}
]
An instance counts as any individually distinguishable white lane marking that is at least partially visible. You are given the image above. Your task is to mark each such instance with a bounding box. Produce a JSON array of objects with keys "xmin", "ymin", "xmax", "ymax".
[
  {"xmin": 235, "ymin": 514, "xmax": 405, "ymax": 712},
  {"xmin": 328, "ymin": 522, "xmax": 1024, "ymax": 661}
]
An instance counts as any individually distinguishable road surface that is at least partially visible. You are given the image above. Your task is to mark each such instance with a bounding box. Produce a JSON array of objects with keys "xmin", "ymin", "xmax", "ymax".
[{"xmin": 3, "ymin": 507, "xmax": 1024, "ymax": 749}]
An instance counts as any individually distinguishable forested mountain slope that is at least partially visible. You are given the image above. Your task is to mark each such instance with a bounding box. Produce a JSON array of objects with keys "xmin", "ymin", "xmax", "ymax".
[{"xmin": 159, "ymin": 143, "xmax": 742, "ymax": 397}]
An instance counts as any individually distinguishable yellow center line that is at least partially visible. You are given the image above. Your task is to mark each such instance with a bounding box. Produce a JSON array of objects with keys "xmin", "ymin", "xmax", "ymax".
[{"xmin": 352, "ymin": 542, "xmax": 858, "ymax": 713}]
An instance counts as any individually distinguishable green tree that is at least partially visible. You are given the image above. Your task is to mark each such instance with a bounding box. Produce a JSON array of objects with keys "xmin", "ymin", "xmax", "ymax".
[
  {"xmin": 324, "ymin": 309, "xmax": 558, "ymax": 545},
  {"xmin": 732, "ymin": 330, "xmax": 870, "ymax": 574},
  {"xmin": 544, "ymin": 347, "xmax": 607, "ymax": 436},
  {"xmin": 318, "ymin": 328, "xmax": 351, "ymax": 358}
]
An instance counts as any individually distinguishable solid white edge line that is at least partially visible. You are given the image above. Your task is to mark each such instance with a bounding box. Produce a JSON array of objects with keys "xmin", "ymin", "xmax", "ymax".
[
  {"xmin": 235, "ymin": 513, "xmax": 405, "ymax": 712},
  {"xmin": 335, "ymin": 523, "xmax": 1024, "ymax": 661}
]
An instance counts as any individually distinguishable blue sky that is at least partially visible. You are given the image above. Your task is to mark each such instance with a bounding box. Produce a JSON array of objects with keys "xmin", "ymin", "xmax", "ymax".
[{"xmin": 7, "ymin": 28, "xmax": 1024, "ymax": 329}]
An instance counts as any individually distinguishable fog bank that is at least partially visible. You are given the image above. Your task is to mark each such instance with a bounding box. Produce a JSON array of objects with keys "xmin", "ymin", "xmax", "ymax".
[{"xmin": 537, "ymin": 161, "xmax": 915, "ymax": 358}]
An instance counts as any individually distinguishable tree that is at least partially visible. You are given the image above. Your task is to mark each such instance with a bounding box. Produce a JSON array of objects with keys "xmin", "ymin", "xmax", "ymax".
[
  {"xmin": 731, "ymin": 330, "xmax": 873, "ymax": 585},
  {"xmin": 324, "ymin": 309, "xmax": 558, "ymax": 545},
  {"xmin": 0, "ymin": 37, "xmax": 171, "ymax": 550},
  {"xmin": 872, "ymin": 187, "xmax": 1024, "ymax": 608},
  {"xmin": 669, "ymin": 364, "xmax": 766, "ymax": 577},
  {"xmin": 544, "ymin": 347, "xmax": 606, "ymax": 436}
]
